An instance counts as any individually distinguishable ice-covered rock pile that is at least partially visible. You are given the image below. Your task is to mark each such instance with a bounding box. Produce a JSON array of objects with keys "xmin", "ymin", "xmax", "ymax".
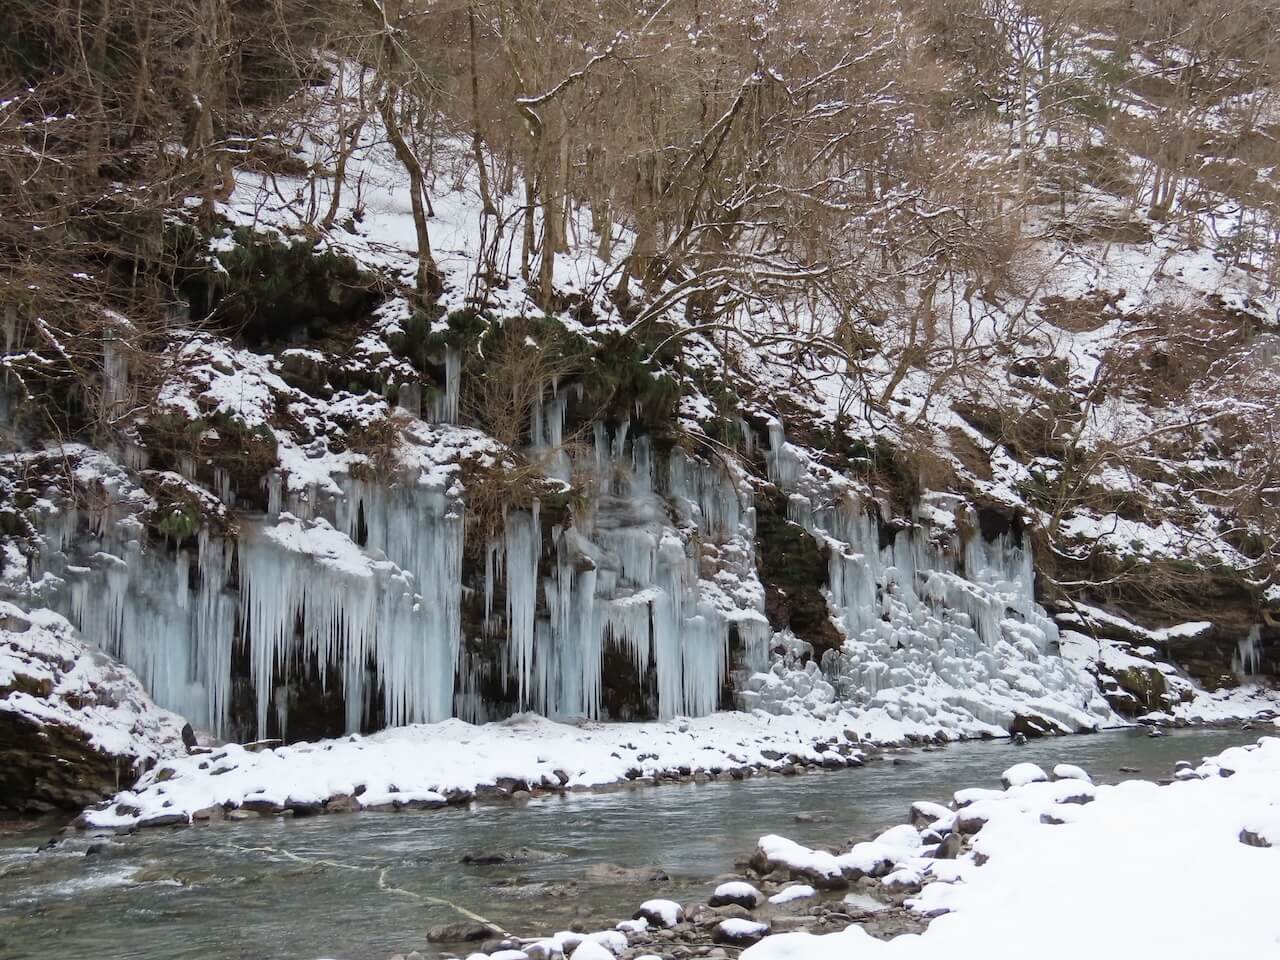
[
  {"xmin": 761, "ymin": 422, "xmax": 1115, "ymax": 737},
  {"xmin": 0, "ymin": 601, "xmax": 188, "ymax": 811}
]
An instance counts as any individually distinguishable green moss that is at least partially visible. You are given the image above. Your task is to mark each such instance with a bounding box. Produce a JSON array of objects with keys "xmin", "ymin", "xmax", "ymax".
[
  {"xmin": 580, "ymin": 327, "xmax": 683, "ymax": 432},
  {"xmin": 156, "ymin": 502, "xmax": 202, "ymax": 542},
  {"xmin": 182, "ymin": 226, "xmax": 382, "ymax": 344}
]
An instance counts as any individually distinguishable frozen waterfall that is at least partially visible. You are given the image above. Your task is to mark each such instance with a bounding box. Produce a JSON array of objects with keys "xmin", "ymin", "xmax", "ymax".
[{"xmin": 760, "ymin": 420, "xmax": 1114, "ymax": 732}]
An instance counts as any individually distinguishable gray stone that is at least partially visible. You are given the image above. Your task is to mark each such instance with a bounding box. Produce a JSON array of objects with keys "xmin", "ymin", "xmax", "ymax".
[
  {"xmin": 932, "ymin": 832, "xmax": 963, "ymax": 859},
  {"xmin": 426, "ymin": 921, "xmax": 500, "ymax": 943},
  {"xmin": 584, "ymin": 863, "xmax": 669, "ymax": 883}
]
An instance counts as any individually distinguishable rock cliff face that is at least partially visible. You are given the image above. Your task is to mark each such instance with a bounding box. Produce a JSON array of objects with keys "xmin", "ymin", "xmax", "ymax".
[
  {"xmin": 1, "ymin": 55, "xmax": 1276, "ymax": 775},
  {"xmin": 0, "ymin": 603, "xmax": 188, "ymax": 812}
]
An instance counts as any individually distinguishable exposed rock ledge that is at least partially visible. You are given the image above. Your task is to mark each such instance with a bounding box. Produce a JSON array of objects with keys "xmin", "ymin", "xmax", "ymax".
[{"xmin": 0, "ymin": 602, "xmax": 189, "ymax": 813}]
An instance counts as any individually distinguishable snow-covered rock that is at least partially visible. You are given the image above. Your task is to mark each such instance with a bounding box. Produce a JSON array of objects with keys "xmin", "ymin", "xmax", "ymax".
[
  {"xmin": 709, "ymin": 881, "xmax": 764, "ymax": 908},
  {"xmin": 1051, "ymin": 763, "xmax": 1092, "ymax": 783},
  {"xmin": 568, "ymin": 939, "xmax": 616, "ymax": 960},
  {"xmin": 0, "ymin": 603, "xmax": 187, "ymax": 812},
  {"xmin": 633, "ymin": 900, "xmax": 683, "ymax": 928},
  {"xmin": 1000, "ymin": 762, "xmax": 1049, "ymax": 788},
  {"xmin": 714, "ymin": 919, "xmax": 770, "ymax": 945},
  {"xmin": 768, "ymin": 885, "xmax": 817, "ymax": 905}
]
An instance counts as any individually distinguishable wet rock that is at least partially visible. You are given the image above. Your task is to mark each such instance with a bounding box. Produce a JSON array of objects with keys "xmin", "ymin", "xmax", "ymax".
[
  {"xmin": 932, "ymin": 831, "xmax": 963, "ymax": 859},
  {"xmin": 138, "ymin": 813, "xmax": 188, "ymax": 829},
  {"xmin": 226, "ymin": 808, "xmax": 260, "ymax": 820},
  {"xmin": 241, "ymin": 798, "xmax": 284, "ymax": 815},
  {"xmin": 426, "ymin": 921, "xmax": 500, "ymax": 943},
  {"xmin": 584, "ymin": 863, "xmax": 669, "ymax": 883},
  {"xmin": 769, "ymin": 917, "xmax": 816, "ymax": 934},
  {"xmin": 191, "ymin": 805, "xmax": 225, "ymax": 822},
  {"xmin": 461, "ymin": 847, "xmax": 564, "ymax": 866}
]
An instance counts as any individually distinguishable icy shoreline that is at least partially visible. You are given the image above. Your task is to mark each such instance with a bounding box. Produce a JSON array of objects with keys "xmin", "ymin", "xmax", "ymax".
[{"xmin": 74, "ymin": 683, "xmax": 1278, "ymax": 832}]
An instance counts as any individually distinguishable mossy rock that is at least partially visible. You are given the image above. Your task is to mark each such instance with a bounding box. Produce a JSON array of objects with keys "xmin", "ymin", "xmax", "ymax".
[
  {"xmin": 139, "ymin": 411, "xmax": 278, "ymax": 510},
  {"xmin": 755, "ymin": 489, "xmax": 843, "ymax": 659},
  {"xmin": 579, "ymin": 327, "xmax": 683, "ymax": 433},
  {"xmin": 1104, "ymin": 665, "xmax": 1168, "ymax": 715},
  {"xmin": 182, "ymin": 226, "xmax": 383, "ymax": 345}
]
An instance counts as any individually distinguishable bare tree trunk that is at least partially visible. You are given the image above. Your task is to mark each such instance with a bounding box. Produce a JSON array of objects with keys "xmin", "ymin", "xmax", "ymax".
[
  {"xmin": 470, "ymin": 7, "xmax": 498, "ymax": 217},
  {"xmin": 381, "ymin": 93, "xmax": 441, "ymax": 304}
]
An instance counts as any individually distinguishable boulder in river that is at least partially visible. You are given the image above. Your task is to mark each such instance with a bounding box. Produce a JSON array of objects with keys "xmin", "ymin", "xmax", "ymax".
[
  {"xmin": 584, "ymin": 863, "xmax": 669, "ymax": 883},
  {"xmin": 426, "ymin": 921, "xmax": 501, "ymax": 943},
  {"xmin": 1000, "ymin": 762, "xmax": 1049, "ymax": 788},
  {"xmin": 708, "ymin": 881, "xmax": 763, "ymax": 909},
  {"xmin": 461, "ymin": 847, "xmax": 564, "ymax": 865}
]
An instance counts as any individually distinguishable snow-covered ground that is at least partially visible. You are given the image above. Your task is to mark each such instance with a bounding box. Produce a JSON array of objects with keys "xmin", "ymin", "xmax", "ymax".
[
  {"xmin": 741, "ymin": 737, "xmax": 1280, "ymax": 960},
  {"xmin": 80, "ymin": 708, "xmax": 868, "ymax": 828},
  {"xmin": 78, "ymin": 675, "xmax": 1280, "ymax": 831}
]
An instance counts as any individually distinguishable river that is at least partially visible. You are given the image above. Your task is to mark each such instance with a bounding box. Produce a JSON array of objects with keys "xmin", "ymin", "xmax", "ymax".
[{"xmin": 0, "ymin": 726, "xmax": 1257, "ymax": 960}]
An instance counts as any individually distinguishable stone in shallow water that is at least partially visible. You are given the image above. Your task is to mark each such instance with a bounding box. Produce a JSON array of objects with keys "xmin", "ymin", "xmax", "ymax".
[
  {"xmin": 1001, "ymin": 762, "xmax": 1049, "ymax": 788},
  {"xmin": 584, "ymin": 863, "xmax": 669, "ymax": 883},
  {"xmin": 426, "ymin": 921, "xmax": 500, "ymax": 943}
]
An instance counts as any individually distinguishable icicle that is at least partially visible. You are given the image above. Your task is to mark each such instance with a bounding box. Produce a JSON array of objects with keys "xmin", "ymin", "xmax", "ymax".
[
  {"xmin": 101, "ymin": 325, "xmax": 129, "ymax": 417},
  {"xmin": 428, "ymin": 347, "xmax": 461, "ymax": 423},
  {"xmin": 504, "ymin": 504, "xmax": 540, "ymax": 705},
  {"xmin": 396, "ymin": 381, "xmax": 422, "ymax": 418},
  {"xmin": 1234, "ymin": 625, "xmax": 1262, "ymax": 677}
]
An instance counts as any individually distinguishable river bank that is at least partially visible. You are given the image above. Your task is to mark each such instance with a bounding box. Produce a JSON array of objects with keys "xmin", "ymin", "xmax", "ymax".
[
  {"xmin": 1, "ymin": 726, "xmax": 1271, "ymax": 960},
  {"xmin": 66, "ymin": 681, "xmax": 1280, "ymax": 835}
]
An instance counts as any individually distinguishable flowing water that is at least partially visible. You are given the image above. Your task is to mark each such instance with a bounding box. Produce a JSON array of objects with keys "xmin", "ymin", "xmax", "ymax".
[{"xmin": 0, "ymin": 727, "xmax": 1258, "ymax": 960}]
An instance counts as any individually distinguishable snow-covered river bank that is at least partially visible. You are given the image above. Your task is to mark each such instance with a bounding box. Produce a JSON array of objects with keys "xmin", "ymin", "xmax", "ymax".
[{"xmin": 0, "ymin": 726, "xmax": 1265, "ymax": 960}]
